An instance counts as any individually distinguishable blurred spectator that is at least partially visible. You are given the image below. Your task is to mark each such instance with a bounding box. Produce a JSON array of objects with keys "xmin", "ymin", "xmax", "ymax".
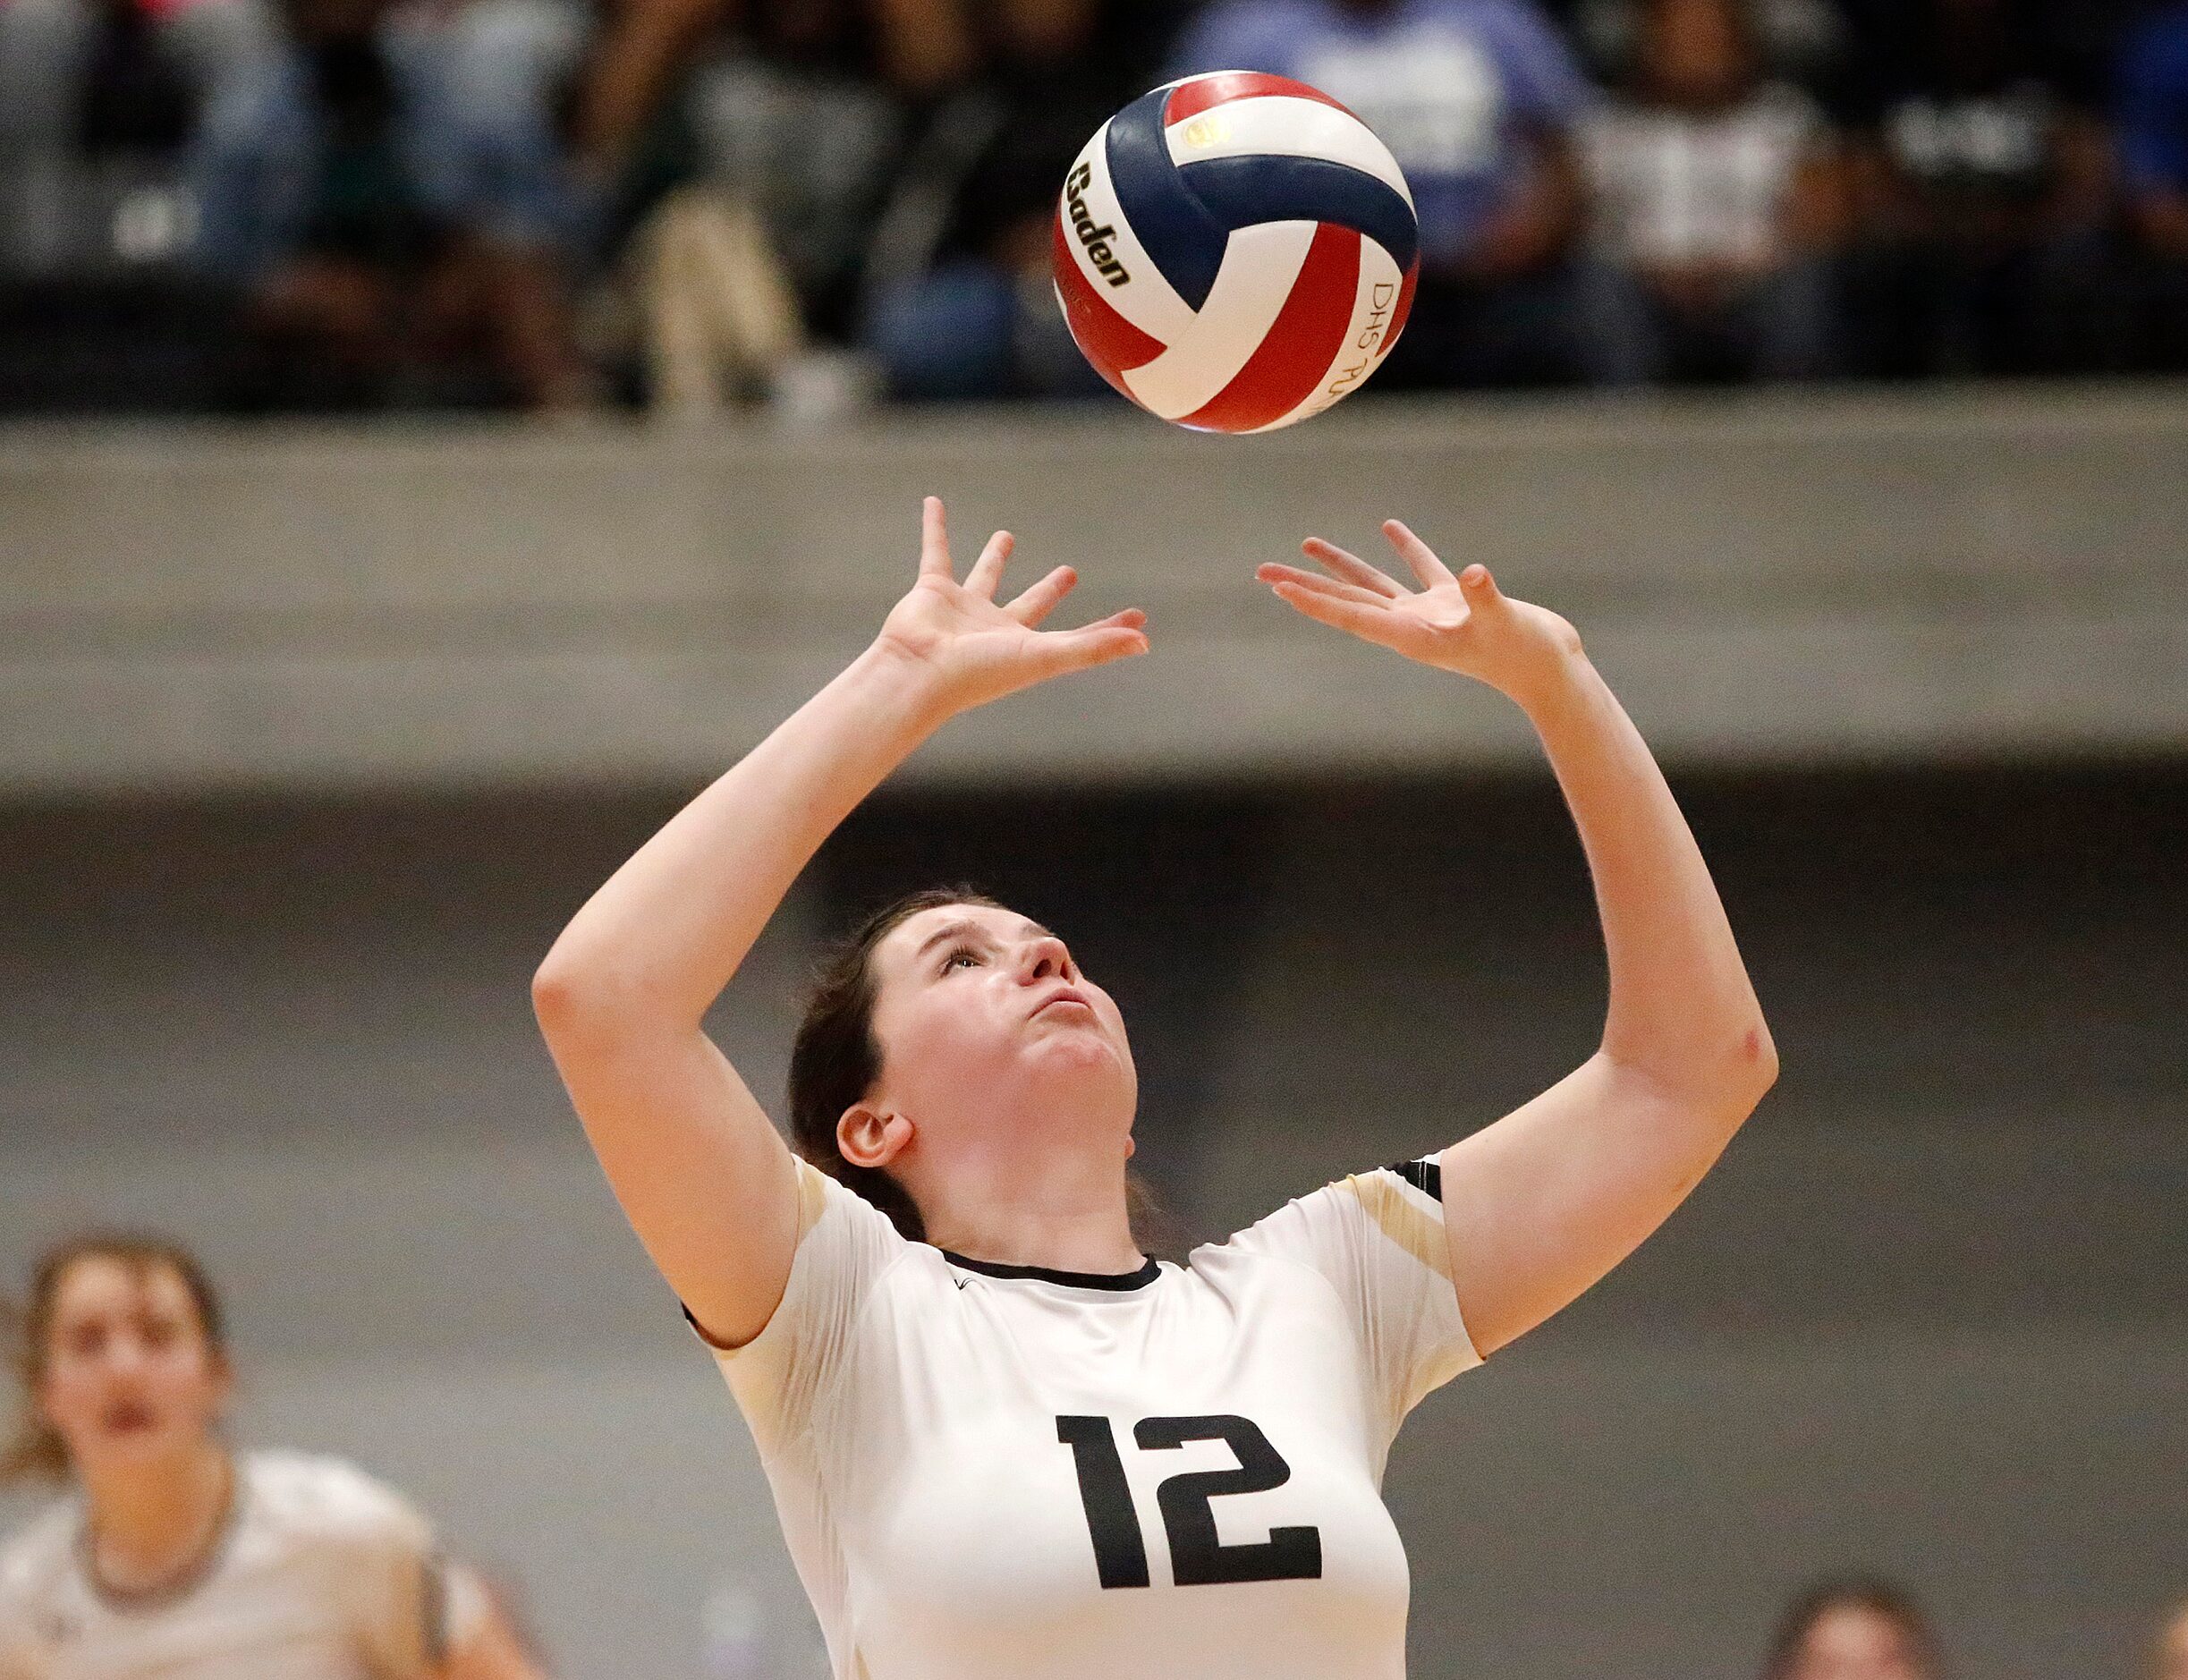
[
  {"xmin": 1762, "ymin": 1577, "xmax": 1943, "ymax": 1680},
  {"xmin": 191, "ymin": 0, "xmax": 592, "ymax": 408},
  {"xmin": 2152, "ymin": 1599, "xmax": 2188, "ymax": 1680},
  {"xmin": 859, "ymin": 0, "xmax": 1159, "ymax": 400},
  {"xmin": 0, "ymin": 0, "xmax": 265, "ymax": 410},
  {"xmin": 1555, "ymin": 0, "xmax": 1845, "ymax": 94},
  {"xmin": 569, "ymin": 0, "xmax": 960, "ymax": 414},
  {"xmin": 1833, "ymin": 0, "xmax": 2116, "ymax": 378},
  {"xmin": 2116, "ymin": 1, "xmax": 2188, "ymax": 371},
  {"xmin": 0, "ymin": 0, "xmax": 267, "ymax": 272},
  {"xmin": 1582, "ymin": 0, "xmax": 1844, "ymax": 381},
  {"xmin": 1168, "ymin": 0, "xmax": 1621, "ymax": 388}
]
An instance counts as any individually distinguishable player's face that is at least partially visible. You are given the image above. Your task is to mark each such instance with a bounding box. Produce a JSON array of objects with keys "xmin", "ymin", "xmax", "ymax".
[
  {"xmin": 866, "ymin": 903, "xmax": 1137, "ymax": 1141},
  {"xmin": 37, "ymin": 1258, "xmax": 230, "ymax": 1477},
  {"xmin": 1784, "ymin": 1606, "xmax": 1932, "ymax": 1680}
]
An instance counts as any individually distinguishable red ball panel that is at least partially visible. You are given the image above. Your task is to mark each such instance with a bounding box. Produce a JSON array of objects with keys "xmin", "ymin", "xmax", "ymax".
[
  {"xmin": 1051, "ymin": 210, "xmax": 1166, "ymax": 397},
  {"xmin": 1162, "ymin": 72, "xmax": 1359, "ymax": 127},
  {"xmin": 1183, "ymin": 222, "xmax": 1361, "ymax": 434}
]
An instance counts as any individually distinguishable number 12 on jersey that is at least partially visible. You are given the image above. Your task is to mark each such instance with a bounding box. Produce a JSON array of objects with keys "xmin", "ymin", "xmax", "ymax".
[{"xmin": 1056, "ymin": 1414, "xmax": 1324, "ymax": 1589}]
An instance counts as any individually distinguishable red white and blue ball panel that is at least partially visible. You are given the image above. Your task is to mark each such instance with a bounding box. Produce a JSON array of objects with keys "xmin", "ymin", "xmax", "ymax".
[{"xmin": 1054, "ymin": 71, "xmax": 1420, "ymax": 433}]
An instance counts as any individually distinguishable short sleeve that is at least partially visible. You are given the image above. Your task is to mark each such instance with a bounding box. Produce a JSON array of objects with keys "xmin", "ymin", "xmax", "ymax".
[
  {"xmin": 316, "ymin": 1471, "xmax": 485, "ymax": 1679},
  {"xmin": 700, "ymin": 1160, "xmax": 910, "ymax": 1459},
  {"xmin": 1226, "ymin": 1157, "xmax": 1480, "ymax": 1434}
]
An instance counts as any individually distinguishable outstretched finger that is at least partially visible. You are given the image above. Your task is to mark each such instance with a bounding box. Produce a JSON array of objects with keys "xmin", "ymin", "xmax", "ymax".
[
  {"xmin": 1383, "ymin": 520, "xmax": 1457, "ymax": 590},
  {"xmin": 919, "ymin": 496, "xmax": 953, "ymax": 578},
  {"xmin": 1302, "ymin": 537, "xmax": 1403, "ymax": 597},
  {"xmin": 1256, "ymin": 562, "xmax": 1392, "ymax": 608},
  {"xmin": 965, "ymin": 530, "xmax": 1013, "ymax": 599},
  {"xmin": 1005, "ymin": 564, "xmax": 1077, "ymax": 626},
  {"xmin": 1268, "ymin": 581, "xmax": 1404, "ymax": 649},
  {"xmin": 1038, "ymin": 613, "xmax": 1150, "ymax": 676}
]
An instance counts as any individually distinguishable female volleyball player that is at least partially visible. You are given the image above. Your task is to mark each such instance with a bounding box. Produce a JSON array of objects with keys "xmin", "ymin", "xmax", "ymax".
[
  {"xmin": 0, "ymin": 1235, "xmax": 547, "ymax": 1678},
  {"xmin": 533, "ymin": 498, "xmax": 1777, "ymax": 1679}
]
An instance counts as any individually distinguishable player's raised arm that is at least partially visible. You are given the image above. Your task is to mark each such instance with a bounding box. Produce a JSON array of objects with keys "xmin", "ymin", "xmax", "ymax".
[
  {"xmin": 532, "ymin": 499, "xmax": 1148, "ymax": 1346},
  {"xmin": 1259, "ymin": 523, "xmax": 1777, "ymax": 1357}
]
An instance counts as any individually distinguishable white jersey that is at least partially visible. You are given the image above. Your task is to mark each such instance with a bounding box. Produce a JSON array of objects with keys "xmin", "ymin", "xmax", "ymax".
[
  {"xmin": 0, "ymin": 1451, "xmax": 487, "ymax": 1680},
  {"xmin": 705, "ymin": 1157, "xmax": 1479, "ymax": 1680}
]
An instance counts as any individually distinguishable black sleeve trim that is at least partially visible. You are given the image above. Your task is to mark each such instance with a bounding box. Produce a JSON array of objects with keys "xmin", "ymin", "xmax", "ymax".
[{"xmin": 1386, "ymin": 1158, "xmax": 1443, "ymax": 1201}]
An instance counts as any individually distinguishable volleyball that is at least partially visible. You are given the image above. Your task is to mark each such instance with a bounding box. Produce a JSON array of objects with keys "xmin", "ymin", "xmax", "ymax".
[{"xmin": 1051, "ymin": 71, "xmax": 1419, "ymax": 434}]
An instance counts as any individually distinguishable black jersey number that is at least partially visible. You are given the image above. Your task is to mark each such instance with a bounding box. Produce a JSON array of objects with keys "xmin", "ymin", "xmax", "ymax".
[{"xmin": 1056, "ymin": 1414, "xmax": 1324, "ymax": 1589}]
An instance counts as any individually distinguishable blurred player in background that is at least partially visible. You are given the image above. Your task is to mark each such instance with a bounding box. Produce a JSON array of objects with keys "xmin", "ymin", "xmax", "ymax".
[
  {"xmin": 1762, "ymin": 1578, "xmax": 1943, "ymax": 1680},
  {"xmin": 533, "ymin": 497, "xmax": 1777, "ymax": 1678},
  {"xmin": 0, "ymin": 1234, "xmax": 548, "ymax": 1679}
]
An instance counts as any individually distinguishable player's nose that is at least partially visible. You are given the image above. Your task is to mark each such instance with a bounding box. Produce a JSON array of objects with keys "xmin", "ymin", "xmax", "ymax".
[{"xmin": 1017, "ymin": 933, "xmax": 1074, "ymax": 984}]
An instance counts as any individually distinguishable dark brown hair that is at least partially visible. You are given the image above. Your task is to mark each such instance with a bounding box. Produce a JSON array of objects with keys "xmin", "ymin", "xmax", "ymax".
[
  {"xmin": 1763, "ymin": 1577, "xmax": 1943, "ymax": 1680},
  {"xmin": 789, "ymin": 887, "xmax": 1007, "ymax": 1240},
  {"xmin": 788, "ymin": 886, "xmax": 1183, "ymax": 1258},
  {"xmin": 2, "ymin": 1234, "xmax": 228, "ymax": 1487}
]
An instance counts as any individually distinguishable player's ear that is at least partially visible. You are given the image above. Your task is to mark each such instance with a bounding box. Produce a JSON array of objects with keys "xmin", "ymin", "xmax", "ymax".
[{"xmin": 838, "ymin": 1105, "xmax": 912, "ymax": 1171}]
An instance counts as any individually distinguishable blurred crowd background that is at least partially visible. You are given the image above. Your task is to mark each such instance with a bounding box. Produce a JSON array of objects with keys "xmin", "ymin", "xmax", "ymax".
[{"xmin": 5, "ymin": 0, "xmax": 2188, "ymax": 416}]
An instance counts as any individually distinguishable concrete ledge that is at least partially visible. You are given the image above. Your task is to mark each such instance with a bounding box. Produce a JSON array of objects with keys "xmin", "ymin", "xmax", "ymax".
[{"xmin": 4, "ymin": 383, "xmax": 2184, "ymax": 792}]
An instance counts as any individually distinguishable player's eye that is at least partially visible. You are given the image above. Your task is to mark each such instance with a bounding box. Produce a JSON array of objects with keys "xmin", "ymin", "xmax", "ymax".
[{"xmin": 942, "ymin": 946, "xmax": 982, "ymax": 972}]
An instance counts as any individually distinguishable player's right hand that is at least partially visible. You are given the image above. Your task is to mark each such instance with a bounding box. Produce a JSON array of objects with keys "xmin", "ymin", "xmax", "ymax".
[{"xmin": 871, "ymin": 496, "xmax": 1149, "ymax": 718}]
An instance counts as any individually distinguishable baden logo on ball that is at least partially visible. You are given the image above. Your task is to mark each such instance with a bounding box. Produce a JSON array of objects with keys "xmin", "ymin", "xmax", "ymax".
[{"xmin": 1052, "ymin": 71, "xmax": 1419, "ymax": 434}]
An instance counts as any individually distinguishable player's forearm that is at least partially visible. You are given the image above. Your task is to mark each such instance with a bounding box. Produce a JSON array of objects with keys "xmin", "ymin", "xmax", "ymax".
[
  {"xmin": 536, "ymin": 642, "xmax": 949, "ymax": 1028},
  {"xmin": 1515, "ymin": 649, "xmax": 1776, "ymax": 1106}
]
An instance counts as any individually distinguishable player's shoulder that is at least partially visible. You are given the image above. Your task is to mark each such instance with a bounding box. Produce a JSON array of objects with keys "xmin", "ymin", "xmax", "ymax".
[
  {"xmin": 242, "ymin": 1450, "xmax": 430, "ymax": 1549},
  {"xmin": 1206, "ymin": 1158, "xmax": 1445, "ymax": 1255},
  {"xmin": 0, "ymin": 1498, "xmax": 80, "ymax": 1613}
]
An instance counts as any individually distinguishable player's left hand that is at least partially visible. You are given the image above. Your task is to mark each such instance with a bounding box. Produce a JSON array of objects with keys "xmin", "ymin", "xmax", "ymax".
[{"xmin": 1259, "ymin": 521, "xmax": 1583, "ymax": 707}]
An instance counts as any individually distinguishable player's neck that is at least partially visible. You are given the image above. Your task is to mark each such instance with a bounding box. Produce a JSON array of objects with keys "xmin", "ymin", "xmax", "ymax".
[
  {"xmin": 922, "ymin": 1160, "xmax": 1141, "ymax": 1277},
  {"xmin": 81, "ymin": 1438, "xmax": 234, "ymax": 1597}
]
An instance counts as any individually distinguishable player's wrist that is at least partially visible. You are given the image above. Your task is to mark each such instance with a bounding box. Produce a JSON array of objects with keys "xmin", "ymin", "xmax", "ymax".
[
  {"xmin": 851, "ymin": 636, "xmax": 968, "ymax": 734},
  {"xmin": 1494, "ymin": 631, "xmax": 1593, "ymax": 719}
]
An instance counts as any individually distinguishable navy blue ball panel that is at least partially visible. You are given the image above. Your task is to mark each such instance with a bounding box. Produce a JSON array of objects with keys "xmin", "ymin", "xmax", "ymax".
[
  {"xmin": 1104, "ymin": 87, "xmax": 1230, "ymax": 310},
  {"xmin": 1176, "ymin": 154, "xmax": 1419, "ymax": 276}
]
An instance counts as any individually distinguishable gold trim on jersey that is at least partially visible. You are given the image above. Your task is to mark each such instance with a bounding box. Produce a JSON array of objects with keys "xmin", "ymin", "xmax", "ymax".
[
  {"xmin": 794, "ymin": 1158, "xmax": 829, "ymax": 1240},
  {"xmin": 1343, "ymin": 1171, "xmax": 1452, "ymax": 1279}
]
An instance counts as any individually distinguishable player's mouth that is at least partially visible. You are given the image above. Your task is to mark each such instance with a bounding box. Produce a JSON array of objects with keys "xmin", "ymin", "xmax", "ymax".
[
  {"xmin": 100, "ymin": 1398, "xmax": 158, "ymax": 1437},
  {"xmin": 1031, "ymin": 986, "xmax": 1094, "ymax": 1020}
]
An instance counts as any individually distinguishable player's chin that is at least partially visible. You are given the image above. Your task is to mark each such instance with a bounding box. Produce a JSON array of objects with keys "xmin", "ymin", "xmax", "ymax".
[{"xmin": 1023, "ymin": 1026, "xmax": 1129, "ymax": 1079}]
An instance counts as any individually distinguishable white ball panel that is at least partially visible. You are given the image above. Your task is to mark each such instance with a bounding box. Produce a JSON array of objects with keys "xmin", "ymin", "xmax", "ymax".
[
  {"xmin": 1162, "ymin": 96, "xmax": 1416, "ymax": 212},
  {"xmin": 1121, "ymin": 219, "xmax": 1318, "ymax": 420}
]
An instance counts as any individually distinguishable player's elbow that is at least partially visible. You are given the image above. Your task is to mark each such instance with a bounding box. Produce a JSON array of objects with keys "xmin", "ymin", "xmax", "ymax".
[
  {"xmin": 1721, "ymin": 1017, "xmax": 1780, "ymax": 1115},
  {"xmin": 530, "ymin": 944, "xmax": 645, "ymax": 1041}
]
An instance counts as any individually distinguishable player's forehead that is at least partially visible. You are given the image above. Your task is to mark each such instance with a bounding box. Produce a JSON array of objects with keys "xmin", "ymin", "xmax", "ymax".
[
  {"xmin": 878, "ymin": 903, "xmax": 1049, "ymax": 970},
  {"xmin": 50, "ymin": 1255, "xmax": 196, "ymax": 1328}
]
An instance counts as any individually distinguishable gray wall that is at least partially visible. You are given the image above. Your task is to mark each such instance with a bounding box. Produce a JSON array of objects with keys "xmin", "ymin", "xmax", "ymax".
[
  {"xmin": 4, "ymin": 767, "xmax": 2183, "ymax": 1680},
  {"xmin": 4, "ymin": 386, "xmax": 2187, "ymax": 794}
]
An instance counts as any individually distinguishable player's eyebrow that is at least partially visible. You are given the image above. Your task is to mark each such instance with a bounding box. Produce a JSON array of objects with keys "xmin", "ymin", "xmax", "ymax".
[{"xmin": 913, "ymin": 918, "xmax": 1054, "ymax": 961}]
